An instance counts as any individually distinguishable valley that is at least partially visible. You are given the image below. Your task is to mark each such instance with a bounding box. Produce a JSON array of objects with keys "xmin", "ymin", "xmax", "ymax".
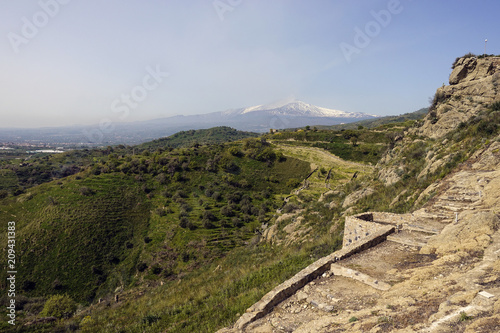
[{"xmin": 0, "ymin": 55, "xmax": 500, "ymax": 333}]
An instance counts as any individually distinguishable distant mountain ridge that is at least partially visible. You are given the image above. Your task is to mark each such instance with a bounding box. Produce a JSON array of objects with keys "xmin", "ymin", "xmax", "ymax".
[
  {"xmin": 0, "ymin": 101, "xmax": 376, "ymax": 146},
  {"xmin": 134, "ymin": 100, "xmax": 376, "ymax": 139}
]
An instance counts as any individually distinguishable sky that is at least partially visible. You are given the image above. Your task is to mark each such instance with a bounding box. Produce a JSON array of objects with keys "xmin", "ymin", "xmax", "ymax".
[{"xmin": 0, "ymin": 0, "xmax": 499, "ymax": 128}]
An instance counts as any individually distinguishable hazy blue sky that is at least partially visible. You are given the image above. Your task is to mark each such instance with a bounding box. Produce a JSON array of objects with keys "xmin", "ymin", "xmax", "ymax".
[{"xmin": 1, "ymin": 0, "xmax": 499, "ymax": 128}]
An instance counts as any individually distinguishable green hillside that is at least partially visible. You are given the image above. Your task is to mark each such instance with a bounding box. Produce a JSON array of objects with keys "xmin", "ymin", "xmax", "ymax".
[
  {"xmin": 3, "ymin": 100, "xmax": 498, "ymax": 332},
  {"xmin": 0, "ymin": 137, "xmax": 317, "ymax": 332},
  {"xmin": 0, "ymin": 173, "xmax": 150, "ymax": 302},
  {"xmin": 138, "ymin": 126, "xmax": 258, "ymax": 150}
]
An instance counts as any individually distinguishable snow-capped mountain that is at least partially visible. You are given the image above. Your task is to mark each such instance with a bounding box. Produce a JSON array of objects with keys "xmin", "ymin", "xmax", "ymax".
[
  {"xmin": 223, "ymin": 100, "xmax": 372, "ymax": 119},
  {"xmin": 132, "ymin": 100, "xmax": 377, "ymax": 137}
]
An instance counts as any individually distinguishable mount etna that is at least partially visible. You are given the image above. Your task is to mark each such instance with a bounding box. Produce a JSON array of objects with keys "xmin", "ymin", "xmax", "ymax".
[{"xmin": 0, "ymin": 101, "xmax": 375, "ymax": 146}]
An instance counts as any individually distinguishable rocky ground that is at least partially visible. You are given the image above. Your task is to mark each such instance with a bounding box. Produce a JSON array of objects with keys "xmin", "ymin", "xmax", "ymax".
[
  {"xmin": 219, "ymin": 57, "xmax": 500, "ymax": 332},
  {"xmin": 221, "ymin": 140, "xmax": 500, "ymax": 333}
]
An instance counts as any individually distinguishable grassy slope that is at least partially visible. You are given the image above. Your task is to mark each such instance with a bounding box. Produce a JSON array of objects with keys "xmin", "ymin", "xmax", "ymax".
[
  {"xmin": 266, "ymin": 127, "xmax": 392, "ymax": 164},
  {"xmin": 0, "ymin": 173, "xmax": 150, "ymax": 303}
]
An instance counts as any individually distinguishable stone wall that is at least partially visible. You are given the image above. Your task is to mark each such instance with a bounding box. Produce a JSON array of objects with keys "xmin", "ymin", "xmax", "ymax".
[
  {"xmin": 224, "ymin": 225, "xmax": 395, "ymax": 332},
  {"xmin": 343, "ymin": 212, "xmax": 413, "ymax": 248}
]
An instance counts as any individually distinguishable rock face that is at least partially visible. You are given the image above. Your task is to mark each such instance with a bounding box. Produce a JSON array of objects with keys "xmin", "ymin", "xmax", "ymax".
[
  {"xmin": 450, "ymin": 56, "xmax": 500, "ymax": 85},
  {"xmin": 416, "ymin": 56, "xmax": 500, "ymax": 139},
  {"xmin": 378, "ymin": 56, "xmax": 500, "ymax": 185}
]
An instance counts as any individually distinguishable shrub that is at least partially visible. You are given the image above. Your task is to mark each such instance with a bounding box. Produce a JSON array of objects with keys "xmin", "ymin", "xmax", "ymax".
[
  {"xmin": 220, "ymin": 205, "xmax": 234, "ymax": 217},
  {"xmin": 228, "ymin": 146, "xmax": 243, "ymax": 157},
  {"xmin": 22, "ymin": 280, "xmax": 36, "ymax": 292},
  {"xmin": 459, "ymin": 311, "xmax": 473, "ymax": 321},
  {"xmin": 349, "ymin": 316, "xmax": 358, "ymax": 323},
  {"xmin": 203, "ymin": 210, "xmax": 217, "ymax": 221},
  {"xmin": 154, "ymin": 208, "xmax": 166, "ymax": 216},
  {"xmin": 142, "ymin": 314, "xmax": 161, "ymax": 326},
  {"xmin": 490, "ymin": 101, "xmax": 500, "ymax": 111},
  {"xmin": 151, "ymin": 265, "xmax": 162, "ymax": 275},
  {"xmin": 40, "ymin": 294, "xmax": 77, "ymax": 319},
  {"xmin": 173, "ymin": 190, "xmax": 188, "ymax": 199},
  {"xmin": 52, "ymin": 279, "xmax": 63, "ymax": 290},
  {"xmin": 46, "ymin": 196, "xmax": 58, "ymax": 206},
  {"xmin": 283, "ymin": 203, "xmax": 299, "ymax": 213},
  {"xmin": 137, "ymin": 262, "xmax": 148, "ymax": 272},
  {"xmin": 231, "ymin": 217, "xmax": 243, "ymax": 228},
  {"xmin": 429, "ymin": 90, "xmax": 448, "ymax": 111},
  {"xmin": 212, "ymin": 191, "xmax": 222, "ymax": 201},
  {"xmin": 202, "ymin": 218, "xmax": 215, "ymax": 229},
  {"xmin": 179, "ymin": 217, "xmax": 189, "ymax": 228}
]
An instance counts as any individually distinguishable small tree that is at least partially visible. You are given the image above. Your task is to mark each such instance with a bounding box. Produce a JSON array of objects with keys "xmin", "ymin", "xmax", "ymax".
[{"xmin": 40, "ymin": 294, "xmax": 77, "ymax": 319}]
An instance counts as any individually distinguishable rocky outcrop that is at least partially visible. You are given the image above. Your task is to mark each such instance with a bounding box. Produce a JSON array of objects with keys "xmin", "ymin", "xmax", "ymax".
[
  {"xmin": 450, "ymin": 56, "xmax": 500, "ymax": 85},
  {"xmin": 341, "ymin": 187, "xmax": 375, "ymax": 208},
  {"xmin": 416, "ymin": 56, "xmax": 500, "ymax": 139}
]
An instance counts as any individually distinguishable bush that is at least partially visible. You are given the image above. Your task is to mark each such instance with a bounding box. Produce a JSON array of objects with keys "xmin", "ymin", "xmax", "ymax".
[
  {"xmin": 212, "ymin": 191, "xmax": 222, "ymax": 201},
  {"xmin": 154, "ymin": 208, "xmax": 166, "ymax": 216},
  {"xmin": 78, "ymin": 186, "xmax": 94, "ymax": 196},
  {"xmin": 220, "ymin": 205, "xmax": 234, "ymax": 217},
  {"xmin": 137, "ymin": 262, "xmax": 148, "ymax": 272},
  {"xmin": 40, "ymin": 294, "xmax": 77, "ymax": 319},
  {"xmin": 179, "ymin": 217, "xmax": 189, "ymax": 228},
  {"xmin": 231, "ymin": 217, "xmax": 243, "ymax": 228},
  {"xmin": 22, "ymin": 280, "xmax": 36, "ymax": 292},
  {"xmin": 490, "ymin": 101, "xmax": 500, "ymax": 112},
  {"xmin": 202, "ymin": 218, "xmax": 215, "ymax": 229},
  {"xmin": 459, "ymin": 311, "xmax": 473, "ymax": 321},
  {"xmin": 203, "ymin": 210, "xmax": 217, "ymax": 221},
  {"xmin": 283, "ymin": 203, "xmax": 299, "ymax": 213}
]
